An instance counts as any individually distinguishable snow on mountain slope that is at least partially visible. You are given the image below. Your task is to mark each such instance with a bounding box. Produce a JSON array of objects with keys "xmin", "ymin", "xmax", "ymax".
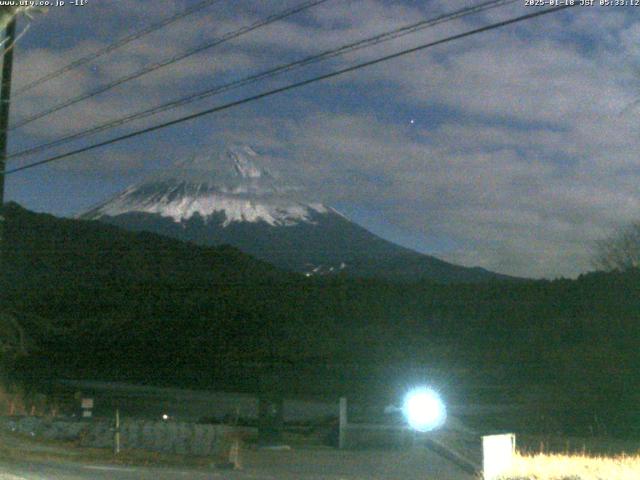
[
  {"xmin": 90, "ymin": 185, "xmax": 330, "ymax": 227},
  {"xmin": 84, "ymin": 146, "xmax": 333, "ymax": 227}
]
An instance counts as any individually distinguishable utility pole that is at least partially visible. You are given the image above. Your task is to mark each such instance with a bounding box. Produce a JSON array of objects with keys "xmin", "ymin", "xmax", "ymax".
[
  {"xmin": 0, "ymin": 17, "xmax": 16, "ymax": 276},
  {"xmin": 114, "ymin": 408, "xmax": 120, "ymax": 455}
]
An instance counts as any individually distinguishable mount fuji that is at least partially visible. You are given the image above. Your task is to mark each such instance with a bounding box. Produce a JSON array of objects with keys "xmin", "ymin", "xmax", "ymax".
[{"xmin": 81, "ymin": 146, "xmax": 511, "ymax": 283}]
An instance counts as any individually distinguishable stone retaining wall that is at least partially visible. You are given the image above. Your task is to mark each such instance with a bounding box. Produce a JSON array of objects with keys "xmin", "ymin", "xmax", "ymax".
[{"xmin": 1, "ymin": 416, "xmax": 248, "ymax": 456}]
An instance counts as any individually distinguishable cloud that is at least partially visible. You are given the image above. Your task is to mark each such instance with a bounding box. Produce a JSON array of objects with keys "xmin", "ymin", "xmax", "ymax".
[{"xmin": 6, "ymin": 1, "xmax": 640, "ymax": 278}]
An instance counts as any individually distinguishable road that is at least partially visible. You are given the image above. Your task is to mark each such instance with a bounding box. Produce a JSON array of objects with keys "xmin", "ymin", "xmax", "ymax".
[{"xmin": 0, "ymin": 446, "xmax": 476, "ymax": 480}]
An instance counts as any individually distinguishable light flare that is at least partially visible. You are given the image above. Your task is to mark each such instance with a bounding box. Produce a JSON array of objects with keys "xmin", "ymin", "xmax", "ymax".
[{"xmin": 402, "ymin": 387, "xmax": 446, "ymax": 432}]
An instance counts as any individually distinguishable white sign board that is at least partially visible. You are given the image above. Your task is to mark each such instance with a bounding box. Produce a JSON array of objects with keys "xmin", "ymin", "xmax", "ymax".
[
  {"xmin": 81, "ymin": 398, "xmax": 94, "ymax": 409},
  {"xmin": 483, "ymin": 433, "xmax": 515, "ymax": 480}
]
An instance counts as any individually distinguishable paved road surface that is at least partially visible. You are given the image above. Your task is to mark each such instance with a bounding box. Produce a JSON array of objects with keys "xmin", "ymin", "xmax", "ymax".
[{"xmin": 0, "ymin": 446, "xmax": 476, "ymax": 480}]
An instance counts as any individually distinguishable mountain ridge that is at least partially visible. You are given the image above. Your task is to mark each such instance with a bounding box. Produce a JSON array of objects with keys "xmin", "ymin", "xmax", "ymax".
[{"xmin": 81, "ymin": 145, "xmax": 517, "ymax": 283}]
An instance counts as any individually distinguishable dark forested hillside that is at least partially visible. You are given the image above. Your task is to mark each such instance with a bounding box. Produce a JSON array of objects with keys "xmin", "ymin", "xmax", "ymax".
[{"xmin": 2, "ymin": 203, "xmax": 640, "ymax": 435}]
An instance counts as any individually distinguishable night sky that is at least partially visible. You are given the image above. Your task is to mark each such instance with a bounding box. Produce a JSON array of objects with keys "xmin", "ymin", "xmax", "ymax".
[{"xmin": 4, "ymin": 0, "xmax": 640, "ymax": 278}]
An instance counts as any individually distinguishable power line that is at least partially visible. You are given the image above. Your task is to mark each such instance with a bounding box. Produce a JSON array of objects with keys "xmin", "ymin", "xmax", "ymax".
[
  {"xmin": 5, "ymin": 5, "xmax": 576, "ymax": 176},
  {"xmin": 8, "ymin": 0, "xmax": 516, "ymax": 160},
  {"xmin": 14, "ymin": 0, "xmax": 224, "ymax": 97},
  {"xmin": 7, "ymin": 0, "xmax": 518, "ymax": 162},
  {"xmin": 8, "ymin": 0, "xmax": 332, "ymax": 132}
]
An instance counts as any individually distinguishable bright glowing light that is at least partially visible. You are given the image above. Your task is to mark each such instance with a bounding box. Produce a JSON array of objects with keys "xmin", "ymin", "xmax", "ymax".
[
  {"xmin": 402, "ymin": 387, "xmax": 446, "ymax": 432},
  {"xmin": 162, "ymin": 414, "xmax": 169, "ymax": 420}
]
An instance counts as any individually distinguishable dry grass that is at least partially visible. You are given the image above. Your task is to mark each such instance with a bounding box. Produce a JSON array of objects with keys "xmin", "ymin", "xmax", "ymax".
[
  {"xmin": 516, "ymin": 435, "xmax": 640, "ymax": 458},
  {"xmin": 501, "ymin": 452, "xmax": 640, "ymax": 480}
]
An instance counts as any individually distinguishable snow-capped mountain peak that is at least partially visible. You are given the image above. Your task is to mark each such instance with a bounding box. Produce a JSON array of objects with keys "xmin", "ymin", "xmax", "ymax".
[
  {"xmin": 81, "ymin": 145, "xmax": 512, "ymax": 283},
  {"xmin": 82, "ymin": 146, "xmax": 333, "ymax": 227},
  {"xmin": 227, "ymin": 145, "xmax": 263, "ymax": 179}
]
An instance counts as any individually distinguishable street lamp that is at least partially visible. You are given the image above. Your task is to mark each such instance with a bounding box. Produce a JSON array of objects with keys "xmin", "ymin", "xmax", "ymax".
[{"xmin": 401, "ymin": 387, "xmax": 446, "ymax": 432}]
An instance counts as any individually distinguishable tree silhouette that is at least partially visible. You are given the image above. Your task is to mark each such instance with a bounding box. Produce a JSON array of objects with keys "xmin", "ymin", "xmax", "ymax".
[{"xmin": 593, "ymin": 221, "xmax": 640, "ymax": 272}]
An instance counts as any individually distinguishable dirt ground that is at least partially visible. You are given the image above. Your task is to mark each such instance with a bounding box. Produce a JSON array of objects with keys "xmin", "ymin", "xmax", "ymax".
[
  {"xmin": 0, "ymin": 447, "xmax": 476, "ymax": 480},
  {"xmin": 0, "ymin": 428, "xmax": 476, "ymax": 480}
]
